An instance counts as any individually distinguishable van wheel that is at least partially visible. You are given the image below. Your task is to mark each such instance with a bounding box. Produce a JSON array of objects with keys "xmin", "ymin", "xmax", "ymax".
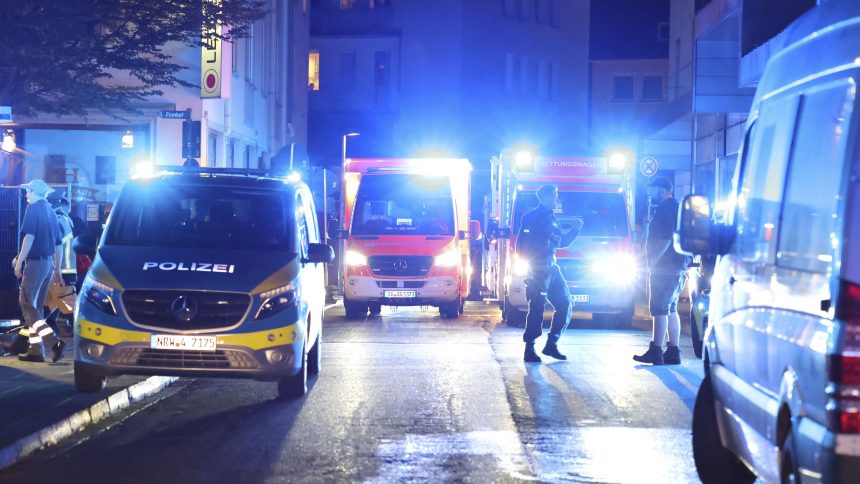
[
  {"xmin": 278, "ymin": 341, "xmax": 308, "ymax": 398},
  {"xmin": 343, "ymin": 296, "xmax": 368, "ymax": 320},
  {"xmin": 503, "ymin": 295, "xmax": 526, "ymax": 327},
  {"xmin": 368, "ymin": 303, "xmax": 382, "ymax": 316},
  {"xmin": 691, "ymin": 310, "xmax": 704, "ymax": 359},
  {"xmin": 307, "ymin": 329, "xmax": 321, "ymax": 376},
  {"xmin": 439, "ymin": 297, "xmax": 461, "ymax": 319},
  {"xmin": 780, "ymin": 429, "xmax": 800, "ymax": 484},
  {"xmin": 693, "ymin": 373, "xmax": 755, "ymax": 484},
  {"xmin": 74, "ymin": 363, "xmax": 106, "ymax": 392}
]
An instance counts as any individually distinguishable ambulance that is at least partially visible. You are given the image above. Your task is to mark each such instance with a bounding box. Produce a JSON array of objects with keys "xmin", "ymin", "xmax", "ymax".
[
  {"xmin": 483, "ymin": 152, "xmax": 637, "ymax": 326},
  {"xmin": 338, "ymin": 158, "xmax": 480, "ymax": 319}
]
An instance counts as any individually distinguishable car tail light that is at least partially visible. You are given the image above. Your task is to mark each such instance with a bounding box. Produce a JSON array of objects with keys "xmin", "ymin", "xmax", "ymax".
[{"xmin": 828, "ymin": 281, "xmax": 860, "ymax": 432}]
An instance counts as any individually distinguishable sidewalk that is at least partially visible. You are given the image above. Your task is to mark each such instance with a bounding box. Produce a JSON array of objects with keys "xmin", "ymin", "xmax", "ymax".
[{"xmin": 0, "ymin": 336, "xmax": 176, "ymax": 470}]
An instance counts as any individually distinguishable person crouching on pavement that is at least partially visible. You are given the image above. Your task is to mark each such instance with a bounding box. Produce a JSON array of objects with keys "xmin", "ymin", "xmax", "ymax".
[
  {"xmin": 633, "ymin": 177, "xmax": 689, "ymax": 366},
  {"xmin": 516, "ymin": 184, "xmax": 584, "ymax": 363},
  {"xmin": 14, "ymin": 179, "xmax": 66, "ymax": 363}
]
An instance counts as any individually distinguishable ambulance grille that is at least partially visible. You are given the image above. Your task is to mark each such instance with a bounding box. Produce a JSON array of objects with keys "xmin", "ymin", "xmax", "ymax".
[
  {"xmin": 122, "ymin": 290, "xmax": 250, "ymax": 330},
  {"xmin": 368, "ymin": 255, "xmax": 433, "ymax": 277}
]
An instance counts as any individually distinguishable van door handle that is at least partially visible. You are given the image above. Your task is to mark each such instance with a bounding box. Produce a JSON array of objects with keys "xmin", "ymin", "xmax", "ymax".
[{"xmin": 729, "ymin": 276, "xmax": 736, "ymax": 286}]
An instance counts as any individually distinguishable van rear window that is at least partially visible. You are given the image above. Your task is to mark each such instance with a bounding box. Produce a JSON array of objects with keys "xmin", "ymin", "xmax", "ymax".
[{"xmin": 106, "ymin": 183, "xmax": 293, "ymax": 251}]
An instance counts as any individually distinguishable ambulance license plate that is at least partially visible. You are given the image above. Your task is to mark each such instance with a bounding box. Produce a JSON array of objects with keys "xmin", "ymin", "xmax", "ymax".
[
  {"xmin": 384, "ymin": 290, "xmax": 416, "ymax": 298},
  {"xmin": 571, "ymin": 295, "xmax": 590, "ymax": 303},
  {"xmin": 151, "ymin": 335, "xmax": 217, "ymax": 352}
]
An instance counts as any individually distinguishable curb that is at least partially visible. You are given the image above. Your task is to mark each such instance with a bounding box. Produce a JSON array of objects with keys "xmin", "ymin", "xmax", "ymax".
[{"xmin": 0, "ymin": 375, "xmax": 178, "ymax": 471}]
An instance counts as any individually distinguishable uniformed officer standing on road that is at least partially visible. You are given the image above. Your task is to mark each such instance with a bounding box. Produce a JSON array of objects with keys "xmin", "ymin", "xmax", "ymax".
[{"xmin": 516, "ymin": 184, "xmax": 583, "ymax": 363}]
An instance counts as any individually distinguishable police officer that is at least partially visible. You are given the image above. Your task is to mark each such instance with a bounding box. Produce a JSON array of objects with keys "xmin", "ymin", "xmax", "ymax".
[
  {"xmin": 516, "ymin": 184, "xmax": 583, "ymax": 363},
  {"xmin": 633, "ymin": 176, "xmax": 688, "ymax": 365}
]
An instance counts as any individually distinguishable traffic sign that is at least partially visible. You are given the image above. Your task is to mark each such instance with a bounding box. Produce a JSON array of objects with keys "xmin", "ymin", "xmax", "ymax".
[
  {"xmin": 159, "ymin": 110, "xmax": 190, "ymax": 120},
  {"xmin": 640, "ymin": 156, "xmax": 659, "ymax": 177}
]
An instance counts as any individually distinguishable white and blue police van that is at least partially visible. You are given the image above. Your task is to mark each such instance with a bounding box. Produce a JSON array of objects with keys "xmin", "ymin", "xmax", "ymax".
[{"xmin": 73, "ymin": 167, "xmax": 334, "ymax": 398}]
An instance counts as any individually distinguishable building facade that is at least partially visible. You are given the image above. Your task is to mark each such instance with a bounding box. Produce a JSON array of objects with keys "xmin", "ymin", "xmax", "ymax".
[
  {"xmin": 1, "ymin": 0, "xmax": 310, "ymax": 204},
  {"xmin": 307, "ymin": 0, "xmax": 591, "ymax": 168}
]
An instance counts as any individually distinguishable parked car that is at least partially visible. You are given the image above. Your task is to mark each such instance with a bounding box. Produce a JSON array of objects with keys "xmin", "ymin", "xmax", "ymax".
[
  {"xmin": 676, "ymin": 1, "xmax": 860, "ymax": 482},
  {"xmin": 74, "ymin": 167, "xmax": 334, "ymax": 399}
]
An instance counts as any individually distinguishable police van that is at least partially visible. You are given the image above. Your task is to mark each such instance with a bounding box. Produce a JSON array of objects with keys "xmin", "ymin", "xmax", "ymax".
[
  {"xmin": 676, "ymin": 1, "xmax": 860, "ymax": 481},
  {"xmin": 73, "ymin": 167, "xmax": 334, "ymax": 399}
]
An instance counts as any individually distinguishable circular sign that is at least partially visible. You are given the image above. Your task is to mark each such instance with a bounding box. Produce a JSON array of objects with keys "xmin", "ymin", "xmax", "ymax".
[
  {"xmin": 640, "ymin": 156, "xmax": 659, "ymax": 177},
  {"xmin": 203, "ymin": 69, "xmax": 219, "ymax": 93}
]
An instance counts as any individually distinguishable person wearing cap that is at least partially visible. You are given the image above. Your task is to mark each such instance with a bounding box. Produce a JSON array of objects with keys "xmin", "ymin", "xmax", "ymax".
[
  {"xmin": 633, "ymin": 176, "xmax": 689, "ymax": 366},
  {"xmin": 14, "ymin": 179, "xmax": 66, "ymax": 363}
]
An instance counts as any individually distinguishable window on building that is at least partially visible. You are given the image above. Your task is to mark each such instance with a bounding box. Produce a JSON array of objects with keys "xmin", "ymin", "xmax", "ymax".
[
  {"xmin": 519, "ymin": 0, "xmax": 532, "ymax": 20},
  {"xmin": 641, "ymin": 75, "xmax": 664, "ymax": 101},
  {"xmin": 308, "ymin": 50, "xmax": 320, "ymax": 91},
  {"xmin": 550, "ymin": 62, "xmax": 560, "ymax": 100},
  {"xmin": 549, "ymin": 0, "xmax": 561, "ymax": 27},
  {"xmin": 658, "ymin": 22, "xmax": 670, "ymax": 42},
  {"xmin": 245, "ymin": 25, "xmax": 254, "ymax": 84},
  {"xmin": 374, "ymin": 51, "xmax": 391, "ymax": 106},
  {"xmin": 503, "ymin": 0, "xmax": 518, "ymax": 17},
  {"xmin": 231, "ymin": 40, "xmax": 238, "ymax": 74},
  {"xmin": 537, "ymin": 61, "xmax": 550, "ymax": 99},
  {"xmin": 613, "ymin": 75, "xmax": 634, "ymax": 101},
  {"xmin": 45, "ymin": 155, "xmax": 66, "ymax": 183},
  {"xmin": 369, "ymin": 0, "xmax": 390, "ymax": 7},
  {"xmin": 95, "ymin": 156, "xmax": 116, "ymax": 185},
  {"xmin": 208, "ymin": 133, "xmax": 218, "ymax": 167},
  {"xmin": 339, "ymin": 52, "xmax": 356, "ymax": 92},
  {"xmin": 777, "ymin": 84, "xmax": 854, "ymax": 273},
  {"xmin": 340, "ymin": 0, "xmax": 356, "ymax": 9},
  {"xmin": 244, "ymin": 145, "xmax": 253, "ymax": 168},
  {"xmin": 535, "ymin": 0, "xmax": 549, "ymax": 23},
  {"xmin": 505, "ymin": 53, "xmax": 515, "ymax": 92},
  {"xmin": 228, "ymin": 139, "xmax": 235, "ymax": 167}
]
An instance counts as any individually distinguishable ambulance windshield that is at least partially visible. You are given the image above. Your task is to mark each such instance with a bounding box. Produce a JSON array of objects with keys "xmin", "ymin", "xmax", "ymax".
[
  {"xmin": 513, "ymin": 190, "xmax": 629, "ymax": 237},
  {"xmin": 351, "ymin": 174, "xmax": 455, "ymax": 236}
]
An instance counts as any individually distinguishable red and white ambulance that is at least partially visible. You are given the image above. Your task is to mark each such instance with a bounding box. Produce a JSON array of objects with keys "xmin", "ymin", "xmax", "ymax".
[
  {"xmin": 483, "ymin": 153, "xmax": 638, "ymax": 326},
  {"xmin": 339, "ymin": 158, "xmax": 480, "ymax": 319}
]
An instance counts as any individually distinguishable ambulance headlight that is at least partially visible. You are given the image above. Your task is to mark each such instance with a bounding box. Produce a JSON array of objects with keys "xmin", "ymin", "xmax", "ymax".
[
  {"xmin": 591, "ymin": 254, "xmax": 636, "ymax": 284},
  {"xmin": 344, "ymin": 250, "xmax": 367, "ymax": 267},
  {"xmin": 81, "ymin": 274, "xmax": 117, "ymax": 316},
  {"xmin": 512, "ymin": 255, "xmax": 530, "ymax": 277},
  {"xmin": 256, "ymin": 284, "xmax": 297, "ymax": 320},
  {"xmin": 435, "ymin": 250, "xmax": 460, "ymax": 267}
]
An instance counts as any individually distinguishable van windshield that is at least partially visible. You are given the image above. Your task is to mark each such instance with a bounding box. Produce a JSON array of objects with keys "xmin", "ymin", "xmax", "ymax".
[
  {"xmin": 351, "ymin": 174, "xmax": 455, "ymax": 236},
  {"xmin": 513, "ymin": 190, "xmax": 629, "ymax": 237},
  {"xmin": 106, "ymin": 183, "xmax": 293, "ymax": 250}
]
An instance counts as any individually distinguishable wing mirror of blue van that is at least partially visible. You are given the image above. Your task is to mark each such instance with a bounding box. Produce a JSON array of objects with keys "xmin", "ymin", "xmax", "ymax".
[
  {"xmin": 675, "ymin": 195, "xmax": 717, "ymax": 256},
  {"xmin": 72, "ymin": 234, "xmax": 97, "ymax": 257},
  {"xmin": 305, "ymin": 243, "xmax": 335, "ymax": 264}
]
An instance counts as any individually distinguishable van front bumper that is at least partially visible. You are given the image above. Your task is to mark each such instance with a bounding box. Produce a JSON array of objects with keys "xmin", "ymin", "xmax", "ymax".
[
  {"xmin": 343, "ymin": 275, "xmax": 461, "ymax": 305},
  {"xmin": 74, "ymin": 319, "xmax": 304, "ymax": 381},
  {"xmin": 507, "ymin": 277, "xmax": 634, "ymax": 313}
]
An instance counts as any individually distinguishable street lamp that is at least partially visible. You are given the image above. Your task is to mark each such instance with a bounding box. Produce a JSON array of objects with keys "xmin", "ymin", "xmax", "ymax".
[
  {"xmin": 342, "ymin": 132, "xmax": 360, "ymax": 166},
  {"xmin": 121, "ymin": 130, "xmax": 134, "ymax": 149}
]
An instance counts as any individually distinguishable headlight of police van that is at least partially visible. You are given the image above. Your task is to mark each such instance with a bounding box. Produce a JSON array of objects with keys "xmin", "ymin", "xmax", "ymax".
[
  {"xmin": 591, "ymin": 254, "xmax": 637, "ymax": 284},
  {"xmin": 81, "ymin": 274, "xmax": 117, "ymax": 316},
  {"xmin": 344, "ymin": 250, "xmax": 367, "ymax": 267},
  {"xmin": 512, "ymin": 254, "xmax": 530, "ymax": 277},
  {"xmin": 435, "ymin": 250, "xmax": 460, "ymax": 267},
  {"xmin": 255, "ymin": 284, "xmax": 297, "ymax": 320}
]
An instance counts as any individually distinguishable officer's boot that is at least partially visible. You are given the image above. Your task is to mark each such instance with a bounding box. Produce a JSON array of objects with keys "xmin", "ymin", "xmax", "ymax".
[
  {"xmin": 542, "ymin": 338, "xmax": 567, "ymax": 361},
  {"xmin": 663, "ymin": 344, "xmax": 681, "ymax": 365},
  {"xmin": 632, "ymin": 341, "xmax": 664, "ymax": 365},
  {"xmin": 524, "ymin": 342, "xmax": 542, "ymax": 363}
]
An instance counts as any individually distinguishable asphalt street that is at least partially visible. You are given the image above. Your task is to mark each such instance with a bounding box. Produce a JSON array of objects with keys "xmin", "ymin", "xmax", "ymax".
[{"xmin": 0, "ymin": 302, "xmax": 704, "ymax": 483}]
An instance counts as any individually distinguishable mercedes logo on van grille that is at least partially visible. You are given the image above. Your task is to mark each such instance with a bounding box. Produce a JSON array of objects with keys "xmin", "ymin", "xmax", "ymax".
[
  {"xmin": 171, "ymin": 296, "xmax": 198, "ymax": 322},
  {"xmin": 393, "ymin": 258, "xmax": 408, "ymax": 272}
]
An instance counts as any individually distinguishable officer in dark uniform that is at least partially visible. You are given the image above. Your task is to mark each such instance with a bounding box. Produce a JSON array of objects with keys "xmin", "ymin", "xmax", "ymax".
[{"xmin": 516, "ymin": 184, "xmax": 583, "ymax": 363}]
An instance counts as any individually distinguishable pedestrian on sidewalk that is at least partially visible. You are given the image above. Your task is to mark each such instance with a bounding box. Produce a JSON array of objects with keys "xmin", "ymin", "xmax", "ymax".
[
  {"xmin": 14, "ymin": 179, "xmax": 66, "ymax": 363},
  {"xmin": 633, "ymin": 177, "xmax": 689, "ymax": 366},
  {"xmin": 516, "ymin": 184, "xmax": 583, "ymax": 363}
]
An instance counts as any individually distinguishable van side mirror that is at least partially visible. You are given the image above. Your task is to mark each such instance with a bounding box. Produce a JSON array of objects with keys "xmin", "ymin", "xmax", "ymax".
[
  {"xmin": 305, "ymin": 243, "xmax": 336, "ymax": 264},
  {"xmin": 72, "ymin": 234, "xmax": 97, "ymax": 257},
  {"xmin": 674, "ymin": 195, "xmax": 714, "ymax": 255},
  {"xmin": 469, "ymin": 220, "xmax": 482, "ymax": 241}
]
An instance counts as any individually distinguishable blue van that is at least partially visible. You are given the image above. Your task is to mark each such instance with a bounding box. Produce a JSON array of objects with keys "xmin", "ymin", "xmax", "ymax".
[
  {"xmin": 676, "ymin": 1, "xmax": 860, "ymax": 481},
  {"xmin": 73, "ymin": 168, "xmax": 334, "ymax": 399}
]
